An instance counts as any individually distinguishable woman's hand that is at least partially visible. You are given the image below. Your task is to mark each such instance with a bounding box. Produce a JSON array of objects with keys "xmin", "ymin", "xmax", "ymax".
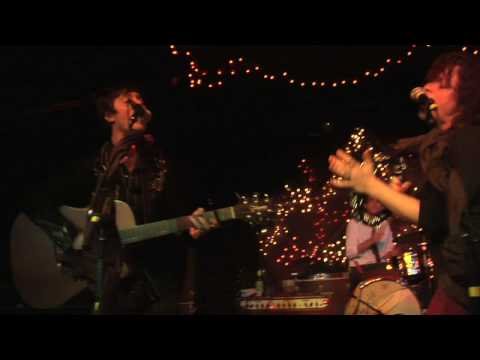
[{"xmin": 328, "ymin": 148, "xmax": 376, "ymax": 194}]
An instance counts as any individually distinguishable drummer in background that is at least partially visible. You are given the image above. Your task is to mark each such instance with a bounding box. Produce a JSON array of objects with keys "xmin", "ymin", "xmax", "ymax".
[{"xmin": 346, "ymin": 197, "xmax": 400, "ymax": 290}]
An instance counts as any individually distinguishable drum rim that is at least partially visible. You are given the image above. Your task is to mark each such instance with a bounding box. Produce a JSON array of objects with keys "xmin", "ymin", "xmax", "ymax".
[{"xmin": 346, "ymin": 278, "xmax": 422, "ymax": 315}]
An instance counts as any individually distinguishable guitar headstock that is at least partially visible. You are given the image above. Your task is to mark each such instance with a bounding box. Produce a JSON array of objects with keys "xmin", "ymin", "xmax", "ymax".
[{"xmin": 235, "ymin": 193, "xmax": 274, "ymax": 226}]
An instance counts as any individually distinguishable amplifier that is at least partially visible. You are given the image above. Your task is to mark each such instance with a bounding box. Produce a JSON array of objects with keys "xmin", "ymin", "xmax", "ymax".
[
  {"xmin": 239, "ymin": 273, "xmax": 351, "ymax": 314},
  {"xmin": 239, "ymin": 293, "xmax": 342, "ymax": 314}
]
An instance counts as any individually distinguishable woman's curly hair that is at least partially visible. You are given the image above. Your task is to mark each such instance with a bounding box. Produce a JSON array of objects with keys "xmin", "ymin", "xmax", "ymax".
[{"xmin": 426, "ymin": 51, "xmax": 480, "ymax": 126}]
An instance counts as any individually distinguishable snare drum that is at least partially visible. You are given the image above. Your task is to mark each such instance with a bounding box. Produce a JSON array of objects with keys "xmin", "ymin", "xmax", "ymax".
[{"xmin": 345, "ymin": 278, "xmax": 422, "ymax": 315}]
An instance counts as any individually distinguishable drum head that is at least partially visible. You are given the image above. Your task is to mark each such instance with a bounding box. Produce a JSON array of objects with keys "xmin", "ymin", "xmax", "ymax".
[{"xmin": 345, "ymin": 279, "xmax": 421, "ymax": 315}]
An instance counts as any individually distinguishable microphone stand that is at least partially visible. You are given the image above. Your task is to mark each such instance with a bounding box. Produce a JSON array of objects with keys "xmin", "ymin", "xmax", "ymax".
[
  {"xmin": 86, "ymin": 169, "xmax": 115, "ymax": 315},
  {"xmin": 86, "ymin": 143, "xmax": 133, "ymax": 315}
]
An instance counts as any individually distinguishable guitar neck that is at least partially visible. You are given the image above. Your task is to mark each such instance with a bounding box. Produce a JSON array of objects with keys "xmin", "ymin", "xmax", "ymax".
[{"xmin": 118, "ymin": 206, "xmax": 239, "ymax": 245}]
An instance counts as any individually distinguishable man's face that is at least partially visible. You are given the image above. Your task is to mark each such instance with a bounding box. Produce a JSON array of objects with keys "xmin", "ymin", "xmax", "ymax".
[
  {"xmin": 365, "ymin": 198, "xmax": 384, "ymax": 215},
  {"xmin": 105, "ymin": 91, "xmax": 152, "ymax": 135},
  {"xmin": 423, "ymin": 65, "xmax": 462, "ymax": 131}
]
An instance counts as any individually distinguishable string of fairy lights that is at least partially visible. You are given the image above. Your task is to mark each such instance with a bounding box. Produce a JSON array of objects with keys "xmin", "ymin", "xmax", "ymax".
[
  {"xmin": 169, "ymin": 44, "xmax": 479, "ymax": 91},
  {"xmin": 259, "ymin": 128, "xmax": 424, "ymax": 271}
]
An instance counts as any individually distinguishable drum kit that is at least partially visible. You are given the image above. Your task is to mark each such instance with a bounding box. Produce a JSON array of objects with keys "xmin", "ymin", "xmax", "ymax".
[
  {"xmin": 292, "ymin": 233, "xmax": 436, "ymax": 315},
  {"xmin": 346, "ymin": 235, "xmax": 435, "ymax": 315}
]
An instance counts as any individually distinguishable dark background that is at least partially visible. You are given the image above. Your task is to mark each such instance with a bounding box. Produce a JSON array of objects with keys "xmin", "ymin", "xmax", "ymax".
[{"xmin": 0, "ymin": 45, "xmax": 460, "ymax": 309}]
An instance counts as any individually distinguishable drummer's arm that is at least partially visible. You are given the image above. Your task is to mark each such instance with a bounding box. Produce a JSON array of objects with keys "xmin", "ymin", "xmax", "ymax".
[
  {"xmin": 346, "ymin": 221, "xmax": 379, "ymax": 258},
  {"xmin": 357, "ymin": 224, "xmax": 388, "ymax": 254},
  {"xmin": 382, "ymin": 241, "xmax": 401, "ymax": 259},
  {"xmin": 345, "ymin": 222, "xmax": 360, "ymax": 259},
  {"xmin": 379, "ymin": 222, "xmax": 397, "ymax": 259}
]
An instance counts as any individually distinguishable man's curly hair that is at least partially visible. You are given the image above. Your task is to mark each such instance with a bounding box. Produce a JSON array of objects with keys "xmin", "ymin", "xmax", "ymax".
[
  {"xmin": 94, "ymin": 85, "xmax": 142, "ymax": 120},
  {"xmin": 426, "ymin": 51, "xmax": 480, "ymax": 126}
]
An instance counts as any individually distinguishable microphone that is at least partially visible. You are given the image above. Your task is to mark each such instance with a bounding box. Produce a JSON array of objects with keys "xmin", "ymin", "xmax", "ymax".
[
  {"xmin": 410, "ymin": 87, "xmax": 438, "ymax": 123},
  {"xmin": 131, "ymin": 103, "xmax": 147, "ymax": 120},
  {"xmin": 128, "ymin": 102, "xmax": 152, "ymax": 129},
  {"xmin": 410, "ymin": 87, "xmax": 438, "ymax": 112}
]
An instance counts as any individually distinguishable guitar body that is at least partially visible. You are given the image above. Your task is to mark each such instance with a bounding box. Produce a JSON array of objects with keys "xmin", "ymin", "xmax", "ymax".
[
  {"xmin": 10, "ymin": 201, "xmax": 136, "ymax": 309},
  {"xmin": 10, "ymin": 214, "xmax": 88, "ymax": 309}
]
